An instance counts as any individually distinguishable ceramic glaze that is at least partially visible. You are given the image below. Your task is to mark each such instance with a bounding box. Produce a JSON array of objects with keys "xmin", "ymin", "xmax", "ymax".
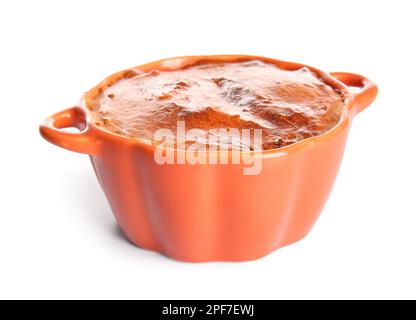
[{"xmin": 40, "ymin": 55, "xmax": 378, "ymax": 262}]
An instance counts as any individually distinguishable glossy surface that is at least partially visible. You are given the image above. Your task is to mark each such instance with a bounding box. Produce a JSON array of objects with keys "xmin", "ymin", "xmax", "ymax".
[
  {"xmin": 92, "ymin": 60, "xmax": 344, "ymax": 150},
  {"xmin": 39, "ymin": 55, "xmax": 378, "ymax": 262}
]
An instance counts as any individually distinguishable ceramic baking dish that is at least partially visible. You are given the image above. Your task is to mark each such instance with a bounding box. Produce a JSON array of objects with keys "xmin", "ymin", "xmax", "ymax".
[{"xmin": 40, "ymin": 55, "xmax": 378, "ymax": 262}]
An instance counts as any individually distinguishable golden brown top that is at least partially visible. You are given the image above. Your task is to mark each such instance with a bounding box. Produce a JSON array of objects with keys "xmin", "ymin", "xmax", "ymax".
[{"xmin": 91, "ymin": 60, "xmax": 344, "ymax": 150}]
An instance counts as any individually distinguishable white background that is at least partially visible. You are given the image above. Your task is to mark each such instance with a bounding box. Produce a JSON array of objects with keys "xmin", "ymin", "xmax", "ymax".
[{"xmin": 1, "ymin": 0, "xmax": 415, "ymax": 300}]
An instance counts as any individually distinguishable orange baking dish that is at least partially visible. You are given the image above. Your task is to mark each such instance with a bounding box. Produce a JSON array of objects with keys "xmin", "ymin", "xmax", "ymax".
[{"xmin": 40, "ymin": 55, "xmax": 378, "ymax": 262}]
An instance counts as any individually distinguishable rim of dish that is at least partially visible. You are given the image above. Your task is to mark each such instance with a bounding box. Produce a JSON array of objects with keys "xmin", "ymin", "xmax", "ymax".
[{"xmin": 81, "ymin": 55, "xmax": 354, "ymax": 157}]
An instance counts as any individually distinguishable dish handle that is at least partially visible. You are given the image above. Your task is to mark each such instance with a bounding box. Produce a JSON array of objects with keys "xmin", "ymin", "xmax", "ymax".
[
  {"xmin": 39, "ymin": 106, "xmax": 100, "ymax": 155},
  {"xmin": 330, "ymin": 72, "xmax": 378, "ymax": 115}
]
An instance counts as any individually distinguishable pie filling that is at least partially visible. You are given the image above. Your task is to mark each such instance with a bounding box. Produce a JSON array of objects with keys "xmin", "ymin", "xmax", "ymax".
[{"xmin": 91, "ymin": 60, "xmax": 345, "ymax": 150}]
